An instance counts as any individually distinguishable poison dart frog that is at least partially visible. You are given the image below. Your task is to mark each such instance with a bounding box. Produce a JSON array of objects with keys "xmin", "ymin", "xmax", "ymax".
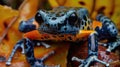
[{"xmin": 6, "ymin": 6, "xmax": 120, "ymax": 67}]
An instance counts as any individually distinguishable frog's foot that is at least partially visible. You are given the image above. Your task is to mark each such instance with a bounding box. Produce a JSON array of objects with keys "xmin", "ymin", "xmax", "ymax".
[
  {"xmin": 99, "ymin": 36, "xmax": 120, "ymax": 54},
  {"xmin": 107, "ymin": 36, "xmax": 120, "ymax": 53},
  {"xmin": 106, "ymin": 42, "xmax": 119, "ymax": 54},
  {"xmin": 72, "ymin": 55, "xmax": 109, "ymax": 67},
  {"xmin": 40, "ymin": 50, "xmax": 54, "ymax": 61},
  {"xmin": 33, "ymin": 51, "xmax": 60, "ymax": 67},
  {"xmin": 6, "ymin": 39, "xmax": 25, "ymax": 65}
]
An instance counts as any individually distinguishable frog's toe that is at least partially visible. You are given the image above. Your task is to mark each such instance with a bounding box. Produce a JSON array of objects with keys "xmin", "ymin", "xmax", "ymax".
[
  {"xmin": 36, "ymin": 42, "xmax": 50, "ymax": 48},
  {"xmin": 93, "ymin": 56, "xmax": 109, "ymax": 67},
  {"xmin": 41, "ymin": 42, "xmax": 51, "ymax": 48},
  {"xmin": 40, "ymin": 51, "xmax": 54, "ymax": 61},
  {"xmin": 72, "ymin": 55, "xmax": 109, "ymax": 67},
  {"xmin": 6, "ymin": 61, "xmax": 11, "ymax": 66},
  {"xmin": 106, "ymin": 40, "xmax": 120, "ymax": 53},
  {"xmin": 99, "ymin": 37, "xmax": 120, "ymax": 54},
  {"xmin": 72, "ymin": 56, "xmax": 84, "ymax": 63},
  {"xmin": 34, "ymin": 51, "xmax": 60, "ymax": 67},
  {"xmin": 6, "ymin": 39, "xmax": 25, "ymax": 66},
  {"xmin": 34, "ymin": 40, "xmax": 51, "ymax": 48}
]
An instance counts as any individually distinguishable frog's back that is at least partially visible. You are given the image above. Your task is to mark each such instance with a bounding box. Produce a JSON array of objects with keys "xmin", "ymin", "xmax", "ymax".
[{"xmin": 52, "ymin": 6, "xmax": 93, "ymax": 31}]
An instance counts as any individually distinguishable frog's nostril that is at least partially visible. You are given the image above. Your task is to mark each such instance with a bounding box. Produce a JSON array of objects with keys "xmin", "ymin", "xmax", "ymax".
[{"xmin": 52, "ymin": 17, "xmax": 57, "ymax": 20}]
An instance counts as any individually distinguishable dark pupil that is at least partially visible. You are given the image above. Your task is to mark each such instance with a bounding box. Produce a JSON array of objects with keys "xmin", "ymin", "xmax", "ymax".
[
  {"xmin": 35, "ymin": 12, "xmax": 44, "ymax": 24},
  {"xmin": 68, "ymin": 13, "xmax": 77, "ymax": 24}
]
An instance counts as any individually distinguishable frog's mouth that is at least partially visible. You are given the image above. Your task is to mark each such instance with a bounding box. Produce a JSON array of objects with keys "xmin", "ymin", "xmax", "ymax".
[{"xmin": 38, "ymin": 24, "xmax": 79, "ymax": 34}]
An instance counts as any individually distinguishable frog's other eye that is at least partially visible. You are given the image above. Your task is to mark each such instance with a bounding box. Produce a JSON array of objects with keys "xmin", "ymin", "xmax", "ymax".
[
  {"xmin": 68, "ymin": 13, "xmax": 78, "ymax": 23},
  {"xmin": 35, "ymin": 12, "xmax": 44, "ymax": 24}
]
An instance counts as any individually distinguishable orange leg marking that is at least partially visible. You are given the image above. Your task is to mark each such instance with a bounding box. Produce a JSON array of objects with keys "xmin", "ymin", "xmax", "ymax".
[{"xmin": 92, "ymin": 21, "xmax": 102, "ymax": 30}]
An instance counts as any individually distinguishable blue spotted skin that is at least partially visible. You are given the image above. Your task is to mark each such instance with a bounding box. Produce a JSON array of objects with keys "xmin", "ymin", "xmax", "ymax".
[
  {"xmin": 19, "ymin": 18, "xmax": 36, "ymax": 33},
  {"xmin": 35, "ymin": 7, "xmax": 92, "ymax": 34},
  {"xmin": 96, "ymin": 14, "xmax": 118, "ymax": 39},
  {"xmin": 7, "ymin": 6, "xmax": 119, "ymax": 67}
]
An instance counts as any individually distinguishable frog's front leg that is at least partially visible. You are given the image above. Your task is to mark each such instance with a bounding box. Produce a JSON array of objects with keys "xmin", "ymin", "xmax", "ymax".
[
  {"xmin": 72, "ymin": 32, "xmax": 109, "ymax": 67},
  {"xmin": 6, "ymin": 39, "xmax": 25, "ymax": 65},
  {"xmin": 96, "ymin": 14, "xmax": 120, "ymax": 53},
  {"xmin": 6, "ymin": 18, "xmax": 51, "ymax": 65},
  {"xmin": 6, "ymin": 38, "xmax": 51, "ymax": 66},
  {"xmin": 19, "ymin": 18, "xmax": 51, "ymax": 48},
  {"xmin": 24, "ymin": 38, "xmax": 57, "ymax": 67}
]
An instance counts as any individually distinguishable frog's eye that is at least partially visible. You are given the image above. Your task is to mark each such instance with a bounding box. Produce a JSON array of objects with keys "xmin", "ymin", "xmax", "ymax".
[
  {"xmin": 35, "ymin": 12, "xmax": 44, "ymax": 24},
  {"xmin": 68, "ymin": 13, "xmax": 78, "ymax": 23}
]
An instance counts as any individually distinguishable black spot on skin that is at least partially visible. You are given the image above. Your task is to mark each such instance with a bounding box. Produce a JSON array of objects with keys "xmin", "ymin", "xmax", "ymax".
[
  {"xmin": 52, "ymin": 17, "xmax": 57, "ymax": 20},
  {"xmin": 81, "ymin": 20, "xmax": 84, "ymax": 25},
  {"xmin": 58, "ymin": 23, "xmax": 62, "ymax": 30},
  {"xmin": 54, "ymin": 24, "xmax": 57, "ymax": 27},
  {"xmin": 87, "ymin": 26, "xmax": 90, "ymax": 30},
  {"xmin": 88, "ymin": 20, "xmax": 91, "ymax": 24},
  {"xmin": 79, "ymin": 1, "xmax": 85, "ymax": 5},
  {"xmin": 83, "ymin": 15, "xmax": 87, "ymax": 21},
  {"xmin": 103, "ymin": 20, "xmax": 108, "ymax": 24},
  {"xmin": 82, "ymin": 26, "xmax": 84, "ymax": 29},
  {"xmin": 58, "ymin": 21, "xmax": 67, "ymax": 30},
  {"xmin": 112, "ymin": 26, "xmax": 115, "ymax": 29},
  {"xmin": 61, "ymin": 13, "xmax": 64, "ymax": 16},
  {"xmin": 85, "ymin": 22, "xmax": 87, "ymax": 26},
  {"xmin": 64, "ymin": 27, "xmax": 67, "ymax": 31}
]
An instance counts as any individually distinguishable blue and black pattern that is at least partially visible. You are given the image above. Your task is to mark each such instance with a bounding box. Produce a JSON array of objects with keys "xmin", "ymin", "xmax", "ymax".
[
  {"xmin": 6, "ymin": 7, "xmax": 120, "ymax": 67},
  {"xmin": 96, "ymin": 14, "xmax": 118, "ymax": 39}
]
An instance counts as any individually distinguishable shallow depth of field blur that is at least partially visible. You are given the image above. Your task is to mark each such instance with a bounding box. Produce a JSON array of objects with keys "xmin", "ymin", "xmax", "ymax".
[{"xmin": 0, "ymin": 0, "xmax": 120, "ymax": 67}]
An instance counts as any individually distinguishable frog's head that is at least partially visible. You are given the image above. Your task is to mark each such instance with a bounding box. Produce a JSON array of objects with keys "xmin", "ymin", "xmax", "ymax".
[{"xmin": 35, "ymin": 7, "xmax": 89, "ymax": 34}]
